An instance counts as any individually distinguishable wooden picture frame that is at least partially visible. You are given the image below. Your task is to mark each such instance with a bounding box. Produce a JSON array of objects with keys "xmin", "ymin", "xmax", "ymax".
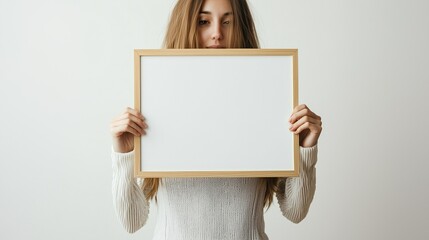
[{"xmin": 134, "ymin": 49, "xmax": 299, "ymax": 178}]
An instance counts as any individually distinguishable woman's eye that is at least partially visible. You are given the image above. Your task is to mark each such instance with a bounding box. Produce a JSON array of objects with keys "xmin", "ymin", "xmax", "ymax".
[
  {"xmin": 223, "ymin": 20, "xmax": 230, "ymax": 25},
  {"xmin": 199, "ymin": 20, "xmax": 209, "ymax": 25}
]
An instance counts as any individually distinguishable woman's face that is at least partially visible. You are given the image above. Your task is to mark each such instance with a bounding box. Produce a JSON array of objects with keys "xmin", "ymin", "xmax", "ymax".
[{"xmin": 197, "ymin": 0, "xmax": 233, "ymax": 48}]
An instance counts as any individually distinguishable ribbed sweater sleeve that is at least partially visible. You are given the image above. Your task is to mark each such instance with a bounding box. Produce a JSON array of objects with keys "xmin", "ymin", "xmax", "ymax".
[
  {"xmin": 111, "ymin": 149, "xmax": 149, "ymax": 233},
  {"xmin": 276, "ymin": 145, "xmax": 318, "ymax": 223}
]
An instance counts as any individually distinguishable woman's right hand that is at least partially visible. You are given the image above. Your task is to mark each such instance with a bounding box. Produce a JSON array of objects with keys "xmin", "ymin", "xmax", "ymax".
[{"xmin": 110, "ymin": 107, "xmax": 148, "ymax": 153}]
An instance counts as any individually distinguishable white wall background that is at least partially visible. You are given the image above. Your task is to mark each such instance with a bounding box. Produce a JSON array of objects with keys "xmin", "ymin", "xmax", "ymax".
[{"xmin": 1, "ymin": 0, "xmax": 428, "ymax": 239}]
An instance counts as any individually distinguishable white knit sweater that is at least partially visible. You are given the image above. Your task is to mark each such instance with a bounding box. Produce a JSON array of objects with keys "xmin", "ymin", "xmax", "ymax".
[{"xmin": 112, "ymin": 145, "xmax": 317, "ymax": 240}]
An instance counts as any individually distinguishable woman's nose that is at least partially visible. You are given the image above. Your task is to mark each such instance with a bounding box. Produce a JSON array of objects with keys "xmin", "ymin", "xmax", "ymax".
[{"xmin": 211, "ymin": 23, "xmax": 223, "ymax": 41}]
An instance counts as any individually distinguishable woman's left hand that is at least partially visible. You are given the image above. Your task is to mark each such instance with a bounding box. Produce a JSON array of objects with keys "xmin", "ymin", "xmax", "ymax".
[{"xmin": 289, "ymin": 104, "xmax": 322, "ymax": 148}]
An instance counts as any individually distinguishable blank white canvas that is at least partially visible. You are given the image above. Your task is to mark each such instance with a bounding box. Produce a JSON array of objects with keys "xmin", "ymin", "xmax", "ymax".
[{"xmin": 140, "ymin": 55, "xmax": 294, "ymax": 171}]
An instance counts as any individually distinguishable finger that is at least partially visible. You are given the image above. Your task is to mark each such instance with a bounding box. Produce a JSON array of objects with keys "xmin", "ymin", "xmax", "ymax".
[
  {"xmin": 111, "ymin": 124, "xmax": 144, "ymax": 137},
  {"xmin": 291, "ymin": 105, "xmax": 320, "ymax": 120},
  {"xmin": 116, "ymin": 107, "xmax": 145, "ymax": 121},
  {"xmin": 291, "ymin": 104, "xmax": 308, "ymax": 115},
  {"xmin": 294, "ymin": 122, "xmax": 322, "ymax": 135},
  {"xmin": 290, "ymin": 107, "xmax": 321, "ymax": 123},
  {"xmin": 289, "ymin": 116, "xmax": 321, "ymax": 131},
  {"xmin": 111, "ymin": 118, "xmax": 145, "ymax": 135},
  {"xmin": 128, "ymin": 107, "xmax": 146, "ymax": 120},
  {"xmin": 114, "ymin": 118, "xmax": 145, "ymax": 134},
  {"xmin": 112, "ymin": 114, "xmax": 147, "ymax": 129}
]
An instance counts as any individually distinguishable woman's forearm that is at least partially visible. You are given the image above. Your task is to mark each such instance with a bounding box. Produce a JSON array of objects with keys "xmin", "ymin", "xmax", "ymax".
[{"xmin": 112, "ymin": 149, "xmax": 150, "ymax": 233}]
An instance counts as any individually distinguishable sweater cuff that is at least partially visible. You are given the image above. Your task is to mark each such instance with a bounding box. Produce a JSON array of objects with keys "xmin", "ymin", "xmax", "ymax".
[{"xmin": 300, "ymin": 144, "xmax": 318, "ymax": 170}]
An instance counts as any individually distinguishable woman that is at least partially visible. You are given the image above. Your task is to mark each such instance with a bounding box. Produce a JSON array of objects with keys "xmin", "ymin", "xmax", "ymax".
[{"xmin": 110, "ymin": 0, "xmax": 322, "ymax": 239}]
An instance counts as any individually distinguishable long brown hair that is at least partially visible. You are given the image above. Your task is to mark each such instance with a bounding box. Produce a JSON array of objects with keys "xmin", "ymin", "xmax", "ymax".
[{"xmin": 143, "ymin": 0, "xmax": 279, "ymax": 208}]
